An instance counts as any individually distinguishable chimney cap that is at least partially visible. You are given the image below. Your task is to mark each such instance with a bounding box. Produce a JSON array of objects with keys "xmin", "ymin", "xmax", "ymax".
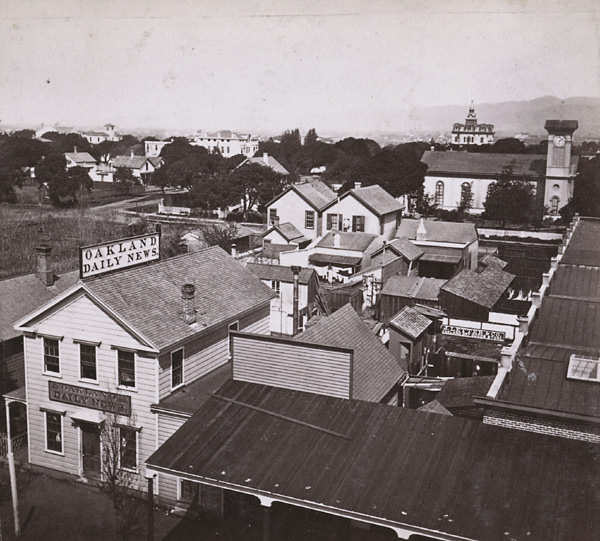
[
  {"xmin": 181, "ymin": 283, "xmax": 196, "ymax": 297},
  {"xmin": 35, "ymin": 244, "xmax": 52, "ymax": 254},
  {"xmin": 291, "ymin": 265, "xmax": 301, "ymax": 274}
]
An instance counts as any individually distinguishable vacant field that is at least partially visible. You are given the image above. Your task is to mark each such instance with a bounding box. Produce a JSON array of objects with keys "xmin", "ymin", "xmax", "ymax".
[{"xmin": 0, "ymin": 206, "xmax": 146, "ymax": 279}]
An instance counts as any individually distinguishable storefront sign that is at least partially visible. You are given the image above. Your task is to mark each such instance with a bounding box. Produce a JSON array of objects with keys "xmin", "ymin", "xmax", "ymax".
[
  {"xmin": 79, "ymin": 233, "xmax": 160, "ymax": 278},
  {"xmin": 441, "ymin": 325, "xmax": 505, "ymax": 342},
  {"xmin": 49, "ymin": 381, "xmax": 131, "ymax": 416}
]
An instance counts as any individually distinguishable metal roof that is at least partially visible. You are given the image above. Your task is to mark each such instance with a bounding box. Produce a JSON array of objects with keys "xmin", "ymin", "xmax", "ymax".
[
  {"xmin": 246, "ymin": 263, "xmax": 317, "ymax": 285},
  {"xmin": 420, "ymin": 253, "xmax": 462, "ymax": 264},
  {"xmin": 147, "ymin": 379, "xmax": 600, "ymax": 541},
  {"xmin": 316, "ymin": 231, "xmax": 377, "ymax": 252},
  {"xmin": 396, "ymin": 219, "xmax": 478, "ymax": 245},
  {"xmin": 309, "ymin": 253, "xmax": 362, "ymax": 267}
]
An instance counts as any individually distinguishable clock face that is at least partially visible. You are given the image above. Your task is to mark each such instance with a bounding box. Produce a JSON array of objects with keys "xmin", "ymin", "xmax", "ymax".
[{"xmin": 554, "ymin": 136, "xmax": 566, "ymax": 147}]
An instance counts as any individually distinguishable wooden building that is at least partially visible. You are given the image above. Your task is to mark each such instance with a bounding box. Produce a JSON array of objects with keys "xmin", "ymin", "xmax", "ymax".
[
  {"xmin": 9, "ymin": 241, "xmax": 275, "ymax": 500},
  {"xmin": 378, "ymin": 275, "xmax": 446, "ymax": 322},
  {"xmin": 388, "ymin": 306, "xmax": 432, "ymax": 375}
]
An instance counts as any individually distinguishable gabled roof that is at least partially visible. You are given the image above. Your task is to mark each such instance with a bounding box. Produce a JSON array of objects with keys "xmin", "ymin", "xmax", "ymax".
[
  {"xmin": 381, "ymin": 275, "xmax": 446, "ymax": 303},
  {"xmin": 16, "ymin": 247, "xmax": 276, "ymax": 352},
  {"xmin": 479, "ymin": 253, "xmax": 508, "ymax": 270},
  {"xmin": 323, "ymin": 184, "xmax": 402, "ymax": 216},
  {"xmin": 396, "ymin": 218, "xmax": 478, "ymax": 245},
  {"xmin": 243, "ymin": 154, "xmax": 290, "ymax": 175},
  {"xmin": 263, "ymin": 222, "xmax": 307, "ymax": 244},
  {"xmin": 0, "ymin": 270, "xmax": 79, "ymax": 342},
  {"xmin": 316, "ymin": 231, "xmax": 376, "ymax": 252},
  {"xmin": 147, "ymin": 379, "xmax": 600, "ymax": 541},
  {"xmin": 371, "ymin": 238, "xmax": 424, "ymax": 261},
  {"xmin": 417, "ymin": 399, "xmax": 452, "ymax": 415},
  {"xmin": 147, "ymin": 156, "xmax": 163, "ymax": 168},
  {"xmin": 389, "ymin": 306, "xmax": 431, "ymax": 339},
  {"xmin": 294, "ymin": 304, "xmax": 405, "ymax": 402},
  {"xmin": 111, "ymin": 155, "xmax": 150, "ymax": 170},
  {"xmin": 441, "ymin": 267, "xmax": 515, "ymax": 309},
  {"xmin": 246, "ymin": 263, "xmax": 317, "ymax": 285},
  {"xmin": 437, "ymin": 376, "xmax": 496, "ymax": 410},
  {"xmin": 421, "ymin": 150, "xmax": 549, "ymax": 178},
  {"xmin": 64, "ymin": 152, "xmax": 96, "ymax": 165},
  {"xmin": 267, "ymin": 180, "xmax": 336, "ymax": 211}
]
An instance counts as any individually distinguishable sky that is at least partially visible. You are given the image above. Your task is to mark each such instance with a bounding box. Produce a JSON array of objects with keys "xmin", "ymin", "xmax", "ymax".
[{"xmin": 1, "ymin": 0, "xmax": 599, "ymax": 134}]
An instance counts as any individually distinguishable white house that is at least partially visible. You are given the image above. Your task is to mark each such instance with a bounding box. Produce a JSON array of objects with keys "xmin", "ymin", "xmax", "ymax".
[
  {"xmin": 191, "ymin": 130, "xmax": 259, "ymax": 158},
  {"xmin": 81, "ymin": 124, "xmax": 122, "ymax": 144},
  {"xmin": 321, "ymin": 184, "xmax": 403, "ymax": 239},
  {"xmin": 246, "ymin": 263, "xmax": 320, "ymax": 335},
  {"xmin": 144, "ymin": 140, "xmax": 171, "ymax": 158},
  {"xmin": 238, "ymin": 153, "xmax": 289, "ymax": 176},
  {"xmin": 266, "ymin": 180, "xmax": 337, "ymax": 241},
  {"xmin": 11, "ymin": 244, "xmax": 276, "ymax": 504},
  {"xmin": 110, "ymin": 153, "xmax": 163, "ymax": 183}
]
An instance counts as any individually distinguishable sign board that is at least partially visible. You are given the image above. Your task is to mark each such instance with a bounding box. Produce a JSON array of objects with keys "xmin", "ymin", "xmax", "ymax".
[
  {"xmin": 49, "ymin": 381, "xmax": 131, "ymax": 416},
  {"xmin": 441, "ymin": 325, "xmax": 506, "ymax": 342},
  {"xmin": 79, "ymin": 233, "xmax": 160, "ymax": 278}
]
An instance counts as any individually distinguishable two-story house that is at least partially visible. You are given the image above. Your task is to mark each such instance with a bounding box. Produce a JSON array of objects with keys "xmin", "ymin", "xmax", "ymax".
[
  {"xmin": 12, "ymin": 245, "xmax": 275, "ymax": 499},
  {"xmin": 110, "ymin": 153, "xmax": 163, "ymax": 183},
  {"xmin": 321, "ymin": 183, "xmax": 403, "ymax": 239},
  {"xmin": 266, "ymin": 180, "xmax": 336, "ymax": 240},
  {"xmin": 246, "ymin": 263, "xmax": 319, "ymax": 335}
]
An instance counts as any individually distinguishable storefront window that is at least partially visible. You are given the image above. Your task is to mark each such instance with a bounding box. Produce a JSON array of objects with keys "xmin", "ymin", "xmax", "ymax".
[{"xmin": 45, "ymin": 412, "xmax": 63, "ymax": 453}]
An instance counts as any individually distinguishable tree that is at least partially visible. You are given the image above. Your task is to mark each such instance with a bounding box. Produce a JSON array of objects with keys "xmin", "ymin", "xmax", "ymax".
[
  {"xmin": 483, "ymin": 166, "xmax": 536, "ymax": 228},
  {"xmin": 571, "ymin": 156, "xmax": 600, "ymax": 217},
  {"xmin": 457, "ymin": 182, "xmax": 473, "ymax": 219},
  {"xmin": 491, "ymin": 138, "xmax": 527, "ymax": 154},
  {"xmin": 200, "ymin": 222, "xmax": 239, "ymax": 253},
  {"xmin": 412, "ymin": 187, "xmax": 437, "ymax": 217},
  {"xmin": 230, "ymin": 162, "xmax": 285, "ymax": 219},
  {"xmin": 36, "ymin": 154, "xmax": 92, "ymax": 206},
  {"xmin": 113, "ymin": 167, "xmax": 138, "ymax": 195},
  {"xmin": 304, "ymin": 128, "xmax": 318, "ymax": 146}
]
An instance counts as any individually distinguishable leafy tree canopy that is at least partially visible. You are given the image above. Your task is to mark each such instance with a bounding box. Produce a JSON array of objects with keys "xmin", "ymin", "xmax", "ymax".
[{"xmin": 483, "ymin": 166, "xmax": 537, "ymax": 227}]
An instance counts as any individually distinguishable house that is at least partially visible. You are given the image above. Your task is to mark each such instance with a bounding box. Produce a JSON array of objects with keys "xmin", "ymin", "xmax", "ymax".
[
  {"xmin": 64, "ymin": 149, "xmax": 116, "ymax": 183},
  {"xmin": 480, "ymin": 216, "xmax": 600, "ymax": 443},
  {"xmin": 378, "ymin": 275, "xmax": 446, "ymax": 322},
  {"xmin": 110, "ymin": 153, "xmax": 163, "ymax": 183},
  {"xmin": 8, "ymin": 241, "xmax": 276, "ymax": 497},
  {"xmin": 261, "ymin": 222, "xmax": 310, "ymax": 259},
  {"xmin": 396, "ymin": 218, "xmax": 478, "ymax": 278},
  {"xmin": 238, "ymin": 152, "xmax": 290, "ymax": 176},
  {"xmin": 423, "ymin": 119, "xmax": 579, "ymax": 215},
  {"xmin": 387, "ymin": 306, "xmax": 433, "ymax": 375},
  {"xmin": 246, "ymin": 263, "xmax": 320, "ymax": 335},
  {"xmin": 321, "ymin": 183, "xmax": 403, "ymax": 239},
  {"xmin": 266, "ymin": 180, "xmax": 336, "ymax": 240},
  {"xmin": 144, "ymin": 140, "xmax": 171, "ymax": 158},
  {"xmin": 0, "ymin": 245, "xmax": 78, "ymax": 389},
  {"xmin": 451, "ymin": 103, "xmax": 495, "ymax": 146},
  {"xmin": 146, "ymin": 378, "xmax": 600, "ymax": 540},
  {"xmin": 81, "ymin": 124, "xmax": 121, "ymax": 144},
  {"xmin": 191, "ymin": 130, "xmax": 259, "ymax": 158},
  {"xmin": 306, "ymin": 231, "xmax": 377, "ymax": 282}
]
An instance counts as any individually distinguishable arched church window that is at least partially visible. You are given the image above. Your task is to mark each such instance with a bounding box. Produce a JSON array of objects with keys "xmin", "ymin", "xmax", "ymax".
[
  {"xmin": 435, "ymin": 181, "xmax": 444, "ymax": 207},
  {"xmin": 550, "ymin": 196, "xmax": 560, "ymax": 214}
]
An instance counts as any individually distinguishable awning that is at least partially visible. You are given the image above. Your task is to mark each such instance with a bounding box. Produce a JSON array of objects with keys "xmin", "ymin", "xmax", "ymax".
[
  {"xmin": 3, "ymin": 385, "xmax": 26, "ymax": 404},
  {"xmin": 71, "ymin": 409, "xmax": 105, "ymax": 425},
  {"xmin": 420, "ymin": 253, "xmax": 462, "ymax": 264},
  {"xmin": 309, "ymin": 253, "xmax": 362, "ymax": 267}
]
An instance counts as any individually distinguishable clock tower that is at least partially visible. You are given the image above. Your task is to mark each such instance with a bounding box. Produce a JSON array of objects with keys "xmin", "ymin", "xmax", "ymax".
[{"xmin": 544, "ymin": 119, "xmax": 578, "ymax": 215}]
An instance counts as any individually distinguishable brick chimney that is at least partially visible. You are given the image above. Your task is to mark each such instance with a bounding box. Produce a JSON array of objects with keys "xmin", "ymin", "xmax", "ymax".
[
  {"xmin": 333, "ymin": 233, "xmax": 341, "ymax": 248},
  {"xmin": 181, "ymin": 284, "xmax": 196, "ymax": 324},
  {"xmin": 416, "ymin": 218, "xmax": 427, "ymax": 241},
  {"xmin": 36, "ymin": 244, "xmax": 54, "ymax": 286},
  {"xmin": 263, "ymin": 153, "xmax": 269, "ymax": 165},
  {"xmin": 354, "ymin": 182, "xmax": 362, "ymax": 189}
]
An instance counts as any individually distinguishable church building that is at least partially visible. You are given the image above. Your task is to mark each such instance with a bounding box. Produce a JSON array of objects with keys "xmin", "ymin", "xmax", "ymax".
[
  {"xmin": 423, "ymin": 119, "xmax": 579, "ymax": 215},
  {"xmin": 451, "ymin": 104, "xmax": 495, "ymax": 146}
]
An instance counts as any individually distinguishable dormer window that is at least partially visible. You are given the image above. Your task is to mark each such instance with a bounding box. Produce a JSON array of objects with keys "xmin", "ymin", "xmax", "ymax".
[{"xmin": 567, "ymin": 354, "xmax": 600, "ymax": 382}]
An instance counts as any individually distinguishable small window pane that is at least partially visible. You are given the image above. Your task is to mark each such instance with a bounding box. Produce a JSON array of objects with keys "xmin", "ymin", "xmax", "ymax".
[
  {"xmin": 172, "ymin": 349, "xmax": 183, "ymax": 388},
  {"xmin": 118, "ymin": 350, "xmax": 135, "ymax": 387},
  {"xmin": 46, "ymin": 412, "xmax": 62, "ymax": 453},
  {"xmin": 305, "ymin": 210, "xmax": 315, "ymax": 229},
  {"xmin": 120, "ymin": 427, "xmax": 137, "ymax": 470},
  {"xmin": 80, "ymin": 344, "xmax": 97, "ymax": 380},
  {"xmin": 44, "ymin": 338, "xmax": 60, "ymax": 373}
]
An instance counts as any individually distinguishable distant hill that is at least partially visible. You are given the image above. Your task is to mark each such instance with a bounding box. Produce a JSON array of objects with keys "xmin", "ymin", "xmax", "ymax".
[{"xmin": 391, "ymin": 96, "xmax": 600, "ymax": 139}]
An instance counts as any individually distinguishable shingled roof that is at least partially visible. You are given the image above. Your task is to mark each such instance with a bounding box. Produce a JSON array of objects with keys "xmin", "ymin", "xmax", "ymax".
[
  {"xmin": 323, "ymin": 184, "xmax": 402, "ymax": 216},
  {"xmin": 441, "ymin": 267, "xmax": 515, "ymax": 309},
  {"xmin": 293, "ymin": 304, "xmax": 405, "ymax": 402},
  {"xmin": 111, "ymin": 155, "xmax": 150, "ymax": 169},
  {"xmin": 268, "ymin": 180, "xmax": 336, "ymax": 211},
  {"xmin": 0, "ymin": 270, "xmax": 79, "ymax": 342},
  {"xmin": 381, "ymin": 275, "xmax": 446, "ymax": 303},
  {"xmin": 64, "ymin": 152, "xmax": 96, "ymax": 165},
  {"xmin": 16, "ymin": 247, "xmax": 276, "ymax": 352},
  {"xmin": 316, "ymin": 231, "xmax": 376, "ymax": 252},
  {"xmin": 396, "ymin": 218, "xmax": 478, "ymax": 245},
  {"xmin": 389, "ymin": 306, "xmax": 431, "ymax": 339}
]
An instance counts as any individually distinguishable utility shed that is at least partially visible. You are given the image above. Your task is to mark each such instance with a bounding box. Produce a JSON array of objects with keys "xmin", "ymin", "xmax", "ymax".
[
  {"xmin": 388, "ymin": 306, "xmax": 432, "ymax": 375},
  {"xmin": 378, "ymin": 275, "xmax": 446, "ymax": 321},
  {"xmin": 147, "ymin": 379, "xmax": 600, "ymax": 541}
]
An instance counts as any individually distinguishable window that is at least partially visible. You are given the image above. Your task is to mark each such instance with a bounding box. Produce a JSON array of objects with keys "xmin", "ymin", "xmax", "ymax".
[
  {"xmin": 118, "ymin": 350, "xmax": 135, "ymax": 388},
  {"xmin": 352, "ymin": 215, "xmax": 365, "ymax": 232},
  {"xmin": 270, "ymin": 280, "xmax": 281, "ymax": 294},
  {"xmin": 550, "ymin": 196, "xmax": 560, "ymax": 214},
  {"xmin": 268, "ymin": 208, "xmax": 278, "ymax": 225},
  {"xmin": 435, "ymin": 181, "xmax": 444, "ymax": 207},
  {"xmin": 179, "ymin": 479, "xmax": 201, "ymax": 504},
  {"xmin": 327, "ymin": 213, "xmax": 340, "ymax": 231},
  {"xmin": 567, "ymin": 354, "xmax": 600, "ymax": 382},
  {"xmin": 80, "ymin": 344, "xmax": 97, "ymax": 380},
  {"xmin": 44, "ymin": 337, "xmax": 60, "ymax": 373},
  {"xmin": 171, "ymin": 349, "xmax": 183, "ymax": 388},
  {"xmin": 305, "ymin": 210, "xmax": 315, "ymax": 230},
  {"xmin": 119, "ymin": 427, "xmax": 137, "ymax": 470},
  {"xmin": 45, "ymin": 411, "xmax": 63, "ymax": 453}
]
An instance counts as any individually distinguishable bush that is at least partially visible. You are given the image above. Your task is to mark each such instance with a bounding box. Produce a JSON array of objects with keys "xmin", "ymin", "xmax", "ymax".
[{"xmin": 226, "ymin": 210, "xmax": 264, "ymax": 223}]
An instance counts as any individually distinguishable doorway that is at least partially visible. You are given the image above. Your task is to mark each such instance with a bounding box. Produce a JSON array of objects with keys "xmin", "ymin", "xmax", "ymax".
[{"xmin": 80, "ymin": 422, "xmax": 101, "ymax": 478}]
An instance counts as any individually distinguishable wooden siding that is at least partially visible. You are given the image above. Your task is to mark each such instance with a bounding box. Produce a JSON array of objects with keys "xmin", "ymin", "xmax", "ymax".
[
  {"xmin": 157, "ymin": 412, "xmax": 190, "ymax": 503},
  {"xmin": 157, "ymin": 307, "xmax": 269, "ymax": 399},
  {"xmin": 24, "ymin": 292, "xmax": 158, "ymax": 489},
  {"xmin": 232, "ymin": 334, "xmax": 352, "ymax": 399}
]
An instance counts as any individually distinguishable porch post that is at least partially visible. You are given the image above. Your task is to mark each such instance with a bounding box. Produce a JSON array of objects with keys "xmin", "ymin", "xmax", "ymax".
[
  {"xmin": 262, "ymin": 503, "xmax": 272, "ymax": 541},
  {"xmin": 5, "ymin": 398, "xmax": 21, "ymax": 537},
  {"xmin": 146, "ymin": 473, "xmax": 155, "ymax": 541}
]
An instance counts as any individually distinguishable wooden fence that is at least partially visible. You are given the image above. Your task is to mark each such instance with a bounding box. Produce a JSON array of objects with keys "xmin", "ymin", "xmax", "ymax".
[{"xmin": 0, "ymin": 432, "xmax": 27, "ymax": 457}]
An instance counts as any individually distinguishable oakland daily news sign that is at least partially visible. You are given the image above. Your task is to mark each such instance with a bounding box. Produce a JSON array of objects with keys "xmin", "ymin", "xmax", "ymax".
[{"xmin": 79, "ymin": 233, "xmax": 160, "ymax": 278}]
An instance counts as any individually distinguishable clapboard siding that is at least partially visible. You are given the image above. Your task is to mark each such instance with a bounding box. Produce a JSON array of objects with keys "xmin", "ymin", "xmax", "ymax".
[
  {"xmin": 157, "ymin": 307, "xmax": 269, "ymax": 399},
  {"xmin": 157, "ymin": 412, "xmax": 189, "ymax": 446},
  {"xmin": 24, "ymin": 292, "xmax": 158, "ymax": 487},
  {"xmin": 158, "ymin": 472, "xmax": 179, "ymax": 504},
  {"xmin": 232, "ymin": 335, "xmax": 352, "ymax": 398}
]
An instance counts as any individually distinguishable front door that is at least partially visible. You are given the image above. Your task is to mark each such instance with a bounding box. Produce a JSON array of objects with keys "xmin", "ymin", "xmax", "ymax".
[{"xmin": 81, "ymin": 422, "xmax": 101, "ymax": 478}]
